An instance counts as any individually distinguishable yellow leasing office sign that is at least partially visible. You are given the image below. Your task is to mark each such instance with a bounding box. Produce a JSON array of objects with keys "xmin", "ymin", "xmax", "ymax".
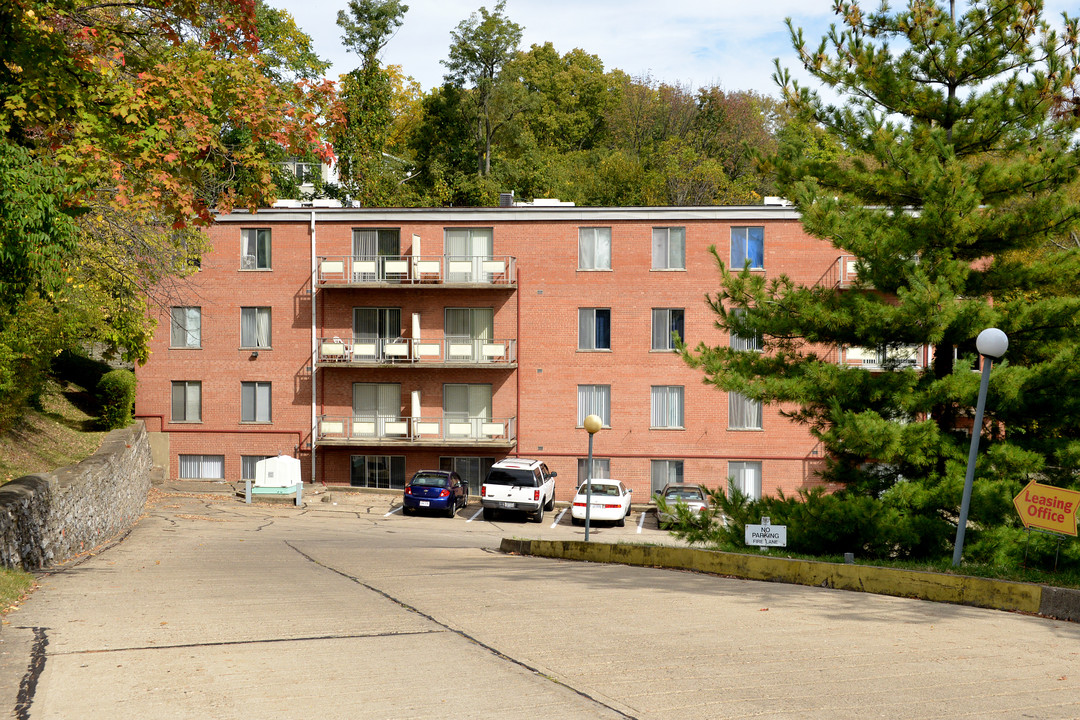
[{"xmin": 1012, "ymin": 481, "xmax": 1080, "ymax": 536}]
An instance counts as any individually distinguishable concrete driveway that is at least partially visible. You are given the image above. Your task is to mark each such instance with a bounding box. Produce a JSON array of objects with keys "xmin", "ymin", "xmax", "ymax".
[{"xmin": 2, "ymin": 487, "xmax": 1079, "ymax": 719}]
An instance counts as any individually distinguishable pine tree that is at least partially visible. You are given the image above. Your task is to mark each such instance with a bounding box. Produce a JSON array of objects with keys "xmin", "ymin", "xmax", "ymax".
[{"xmin": 685, "ymin": 0, "xmax": 1080, "ymax": 559}]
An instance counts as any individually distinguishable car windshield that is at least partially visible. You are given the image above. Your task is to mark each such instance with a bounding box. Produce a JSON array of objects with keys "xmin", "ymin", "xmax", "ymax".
[
  {"xmin": 411, "ymin": 473, "xmax": 448, "ymax": 488},
  {"xmin": 665, "ymin": 488, "xmax": 703, "ymax": 501},
  {"xmin": 485, "ymin": 469, "xmax": 536, "ymax": 486},
  {"xmin": 579, "ymin": 484, "xmax": 619, "ymax": 496}
]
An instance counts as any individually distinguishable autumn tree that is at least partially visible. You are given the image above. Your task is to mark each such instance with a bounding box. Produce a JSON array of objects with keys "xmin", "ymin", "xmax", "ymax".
[{"xmin": 684, "ymin": 0, "xmax": 1080, "ymax": 563}]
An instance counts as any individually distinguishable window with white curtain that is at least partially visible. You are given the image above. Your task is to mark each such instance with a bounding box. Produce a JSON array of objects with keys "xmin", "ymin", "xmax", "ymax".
[
  {"xmin": 444, "ymin": 227, "xmax": 494, "ymax": 282},
  {"xmin": 731, "ymin": 226, "xmax": 764, "ymax": 269},
  {"xmin": 179, "ymin": 454, "xmax": 224, "ymax": 479},
  {"xmin": 352, "ymin": 229, "xmax": 400, "ymax": 281},
  {"xmin": 577, "ymin": 458, "xmax": 610, "ymax": 485},
  {"xmin": 729, "ymin": 308, "xmax": 762, "ymax": 352},
  {"xmin": 651, "ymin": 386, "xmax": 684, "ymax": 428},
  {"xmin": 241, "ymin": 381, "xmax": 271, "ymax": 423},
  {"xmin": 578, "ymin": 227, "xmax": 611, "ymax": 270},
  {"xmin": 650, "ymin": 459, "xmax": 683, "ymax": 494},
  {"xmin": 729, "ymin": 460, "xmax": 762, "ymax": 499},
  {"xmin": 240, "ymin": 307, "xmax": 271, "ymax": 348},
  {"xmin": 577, "ymin": 384, "xmax": 610, "ymax": 426},
  {"xmin": 578, "ymin": 308, "xmax": 611, "ymax": 350},
  {"xmin": 728, "ymin": 392, "xmax": 763, "ymax": 430},
  {"xmin": 240, "ymin": 229, "xmax": 271, "ymax": 269},
  {"xmin": 651, "ymin": 308, "xmax": 684, "ymax": 350},
  {"xmin": 170, "ymin": 307, "xmax": 201, "ymax": 348},
  {"xmin": 651, "ymin": 227, "xmax": 685, "ymax": 270},
  {"xmin": 171, "ymin": 381, "xmax": 201, "ymax": 422}
]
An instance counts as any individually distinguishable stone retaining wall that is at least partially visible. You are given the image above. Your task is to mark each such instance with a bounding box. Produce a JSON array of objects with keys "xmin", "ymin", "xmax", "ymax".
[{"xmin": 0, "ymin": 422, "xmax": 152, "ymax": 570}]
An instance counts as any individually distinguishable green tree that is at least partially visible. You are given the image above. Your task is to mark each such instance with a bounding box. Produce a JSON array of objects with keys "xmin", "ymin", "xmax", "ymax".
[
  {"xmin": 684, "ymin": 0, "xmax": 1080, "ymax": 560},
  {"xmin": 442, "ymin": 0, "xmax": 523, "ymax": 175}
]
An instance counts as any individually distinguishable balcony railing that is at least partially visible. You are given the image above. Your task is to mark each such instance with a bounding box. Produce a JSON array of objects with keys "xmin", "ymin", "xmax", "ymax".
[
  {"xmin": 316, "ymin": 336, "xmax": 517, "ymax": 365},
  {"xmin": 315, "ymin": 415, "xmax": 516, "ymax": 444},
  {"xmin": 316, "ymin": 255, "xmax": 517, "ymax": 286},
  {"xmin": 837, "ymin": 345, "xmax": 928, "ymax": 370}
]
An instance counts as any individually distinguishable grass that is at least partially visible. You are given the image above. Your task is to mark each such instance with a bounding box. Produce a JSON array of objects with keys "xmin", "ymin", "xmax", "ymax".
[{"xmin": 0, "ymin": 377, "xmax": 106, "ymax": 613}]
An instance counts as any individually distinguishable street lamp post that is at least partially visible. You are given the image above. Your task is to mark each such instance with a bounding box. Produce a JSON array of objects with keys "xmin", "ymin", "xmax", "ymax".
[
  {"xmin": 952, "ymin": 328, "xmax": 1009, "ymax": 567},
  {"xmin": 583, "ymin": 414, "xmax": 603, "ymax": 542}
]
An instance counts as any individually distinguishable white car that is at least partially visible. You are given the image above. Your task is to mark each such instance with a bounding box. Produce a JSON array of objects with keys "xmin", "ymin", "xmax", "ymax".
[{"xmin": 570, "ymin": 480, "xmax": 633, "ymax": 527}]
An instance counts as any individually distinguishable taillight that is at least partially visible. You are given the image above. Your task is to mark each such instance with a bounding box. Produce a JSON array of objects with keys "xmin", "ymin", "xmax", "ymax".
[
  {"xmin": 439, "ymin": 489, "xmax": 450, "ymax": 497},
  {"xmin": 481, "ymin": 484, "xmax": 487, "ymax": 496},
  {"xmin": 603, "ymin": 504, "xmax": 620, "ymax": 509},
  {"xmin": 404, "ymin": 485, "xmax": 411, "ymax": 494},
  {"xmin": 533, "ymin": 489, "xmax": 540, "ymax": 502},
  {"xmin": 573, "ymin": 502, "xmax": 586, "ymax": 507}
]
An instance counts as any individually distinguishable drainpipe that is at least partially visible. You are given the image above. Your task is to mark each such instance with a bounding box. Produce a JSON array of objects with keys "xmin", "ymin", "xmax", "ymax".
[
  {"xmin": 310, "ymin": 210, "xmax": 317, "ymax": 485},
  {"xmin": 514, "ymin": 266, "xmax": 521, "ymax": 459}
]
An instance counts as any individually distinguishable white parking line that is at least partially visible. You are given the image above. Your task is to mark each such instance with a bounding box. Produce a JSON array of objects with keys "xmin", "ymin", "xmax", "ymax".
[
  {"xmin": 551, "ymin": 507, "xmax": 568, "ymax": 528},
  {"xmin": 466, "ymin": 507, "xmax": 484, "ymax": 523},
  {"xmin": 384, "ymin": 506, "xmax": 402, "ymax": 517},
  {"xmin": 637, "ymin": 511, "xmax": 646, "ymax": 533}
]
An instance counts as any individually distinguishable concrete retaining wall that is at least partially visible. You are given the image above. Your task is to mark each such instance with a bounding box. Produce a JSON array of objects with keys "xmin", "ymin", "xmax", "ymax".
[
  {"xmin": 501, "ymin": 538, "xmax": 1080, "ymax": 623},
  {"xmin": 0, "ymin": 422, "xmax": 152, "ymax": 570}
]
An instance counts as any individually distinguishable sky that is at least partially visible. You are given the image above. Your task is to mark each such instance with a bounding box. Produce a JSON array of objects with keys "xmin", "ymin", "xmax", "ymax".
[{"xmin": 268, "ymin": 0, "xmax": 839, "ymax": 96}]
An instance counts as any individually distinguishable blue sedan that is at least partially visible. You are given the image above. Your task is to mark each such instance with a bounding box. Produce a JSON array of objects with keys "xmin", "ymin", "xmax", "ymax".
[{"xmin": 402, "ymin": 470, "xmax": 468, "ymax": 517}]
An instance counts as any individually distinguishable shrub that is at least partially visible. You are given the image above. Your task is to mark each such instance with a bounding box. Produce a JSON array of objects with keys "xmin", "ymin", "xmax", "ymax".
[{"xmin": 96, "ymin": 369, "xmax": 136, "ymax": 430}]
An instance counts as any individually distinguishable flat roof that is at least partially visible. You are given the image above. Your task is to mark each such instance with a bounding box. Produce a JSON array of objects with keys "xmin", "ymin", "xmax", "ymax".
[{"xmin": 213, "ymin": 205, "xmax": 802, "ymax": 223}]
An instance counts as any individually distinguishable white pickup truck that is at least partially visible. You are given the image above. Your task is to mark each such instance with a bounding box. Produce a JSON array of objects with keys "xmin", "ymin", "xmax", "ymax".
[{"xmin": 480, "ymin": 458, "xmax": 557, "ymax": 522}]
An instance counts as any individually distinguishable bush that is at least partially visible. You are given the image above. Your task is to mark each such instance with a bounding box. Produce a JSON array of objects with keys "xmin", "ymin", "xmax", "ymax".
[{"xmin": 96, "ymin": 369, "xmax": 136, "ymax": 430}]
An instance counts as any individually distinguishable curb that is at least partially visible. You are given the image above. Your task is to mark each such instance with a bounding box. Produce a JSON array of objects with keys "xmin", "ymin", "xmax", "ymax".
[{"xmin": 500, "ymin": 538, "xmax": 1080, "ymax": 623}]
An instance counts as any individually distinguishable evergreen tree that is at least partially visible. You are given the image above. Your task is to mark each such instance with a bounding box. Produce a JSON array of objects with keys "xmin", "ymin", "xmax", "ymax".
[{"xmin": 684, "ymin": 0, "xmax": 1080, "ymax": 560}]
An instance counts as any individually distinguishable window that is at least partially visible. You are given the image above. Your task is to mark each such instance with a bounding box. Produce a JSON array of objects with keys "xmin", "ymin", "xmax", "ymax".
[
  {"xmin": 354, "ymin": 307, "xmax": 402, "ymax": 360},
  {"xmin": 577, "ymin": 384, "xmax": 610, "ymax": 426},
  {"xmin": 444, "ymin": 383, "xmax": 492, "ymax": 438},
  {"xmin": 731, "ymin": 226, "xmax": 764, "ymax": 270},
  {"xmin": 577, "ymin": 457, "xmax": 610, "ymax": 485},
  {"xmin": 729, "ymin": 461, "xmax": 762, "ymax": 500},
  {"xmin": 651, "ymin": 459, "xmax": 684, "ymax": 494},
  {"xmin": 445, "ymin": 227, "xmax": 494, "ymax": 282},
  {"xmin": 651, "ymin": 308, "xmax": 684, "ymax": 350},
  {"xmin": 351, "ymin": 455, "xmax": 406, "ymax": 489},
  {"xmin": 652, "ymin": 227, "xmax": 685, "ymax": 270},
  {"xmin": 170, "ymin": 307, "xmax": 201, "ymax": 348},
  {"xmin": 241, "ymin": 229, "xmax": 271, "ymax": 269},
  {"xmin": 729, "ymin": 392, "xmax": 763, "ymax": 430},
  {"xmin": 179, "ymin": 455, "xmax": 224, "ymax": 479},
  {"xmin": 651, "ymin": 386, "xmax": 684, "ymax": 428},
  {"xmin": 578, "ymin": 227, "xmax": 611, "ymax": 270},
  {"xmin": 241, "ymin": 455, "xmax": 273, "ymax": 480},
  {"xmin": 578, "ymin": 308, "xmax": 611, "ymax": 350},
  {"xmin": 241, "ymin": 382, "xmax": 271, "ymax": 423},
  {"xmin": 729, "ymin": 308, "xmax": 762, "ymax": 352},
  {"xmin": 241, "ymin": 307, "xmax": 271, "ymax": 348},
  {"xmin": 171, "ymin": 381, "xmax": 201, "ymax": 422},
  {"xmin": 353, "ymin": 228, "xmax": 401, "ymax": 281},
  {"xmin": 445, "ymin": 308, "xmax": 494, "ymax": 361},
  {"xmin": 441, "ymin": 456, "xmax": 495, "ymax": 495},
  {"xmin": 354, "ymin": 383, "xmax": 401, "ymax": 436}
]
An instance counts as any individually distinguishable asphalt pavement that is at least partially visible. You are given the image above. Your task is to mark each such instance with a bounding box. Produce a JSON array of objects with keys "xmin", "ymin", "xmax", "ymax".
[{"xmin": 2, "ymin": 485, "xmax": 1079, "ymax": 719}]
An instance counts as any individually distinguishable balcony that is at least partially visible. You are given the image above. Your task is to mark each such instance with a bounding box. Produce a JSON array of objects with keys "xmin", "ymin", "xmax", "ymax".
[
  {"xmin": 316, "ymin": 336, "xmax": 517, "ymax": 367},
  {"xmin": 837, "ymin": 345, "xmax": 928, "ymax": 370},
  {"xmin": 315, "ymin": 415, "xmax": 516, "ymax": 448},
  {"xmin": 316, "ymin": 255, "xmax": 517, "ymax": 288}
]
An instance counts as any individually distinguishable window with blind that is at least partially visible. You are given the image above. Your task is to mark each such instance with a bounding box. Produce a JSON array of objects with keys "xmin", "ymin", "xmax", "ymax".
[
  {"xmin": 241, "ymin": 381, "xmax": 271, "ymax": 423},
  {"xmin": 651, "ymin": 227, "xmax": 685, "ymax": 269},
  {"xmin": 241, "ymin": 455, "xmax": 273, "ymax": 480},
  {"xmin": 651, "ymin": 386, "xmax": 684, "ymax": 428},
  {"xmin": 578, "ymin": 227, "xmax": 611, "ymax": 270},
  {"xmin": 578, "ymin": 308, "xmax": 611, "ymax": 350},
  {"xmin": 729, "ymin": 461, "xmax": 762, "ymax": 499},
  {"xmin": 577, "ymin": 384, "xmax": 610, "ymax": 426},
  {"xmin": 728, "ymin": 308, "xmax": 762, "ymax": 352},
  {"xmin": 240, "ymin": 307, "xmax": 271, "ymax": 348},
  {"xmin": 651, "ymin": 459, "xmax": 684, "ymax": 493},
  {"xmin": 728, "ymin": 392, "xmax": 763, "ymax": 430},
  {"xmin": 171, "ymin": 381, "xmax": 201, "ymax": 422},
  {"xmin": 577, "ymin": 458, "xmax": 610, "ymax": 485},
  {"xmin": 651, "ymin": 308, "xmax": 684, "ymax": 350},
  {"xmin": 179, "ymin": 454, "xmax": 224, "ymax": 479},
  {"xmin": 170, "ymin": 307, "xmax": 201, "ymax": 348}
]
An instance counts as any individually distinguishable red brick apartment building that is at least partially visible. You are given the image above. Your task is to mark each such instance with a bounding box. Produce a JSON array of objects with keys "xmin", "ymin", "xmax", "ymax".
[{"xmin": 134, "ymin": 202, "xmax": 876, "ymax": 501}]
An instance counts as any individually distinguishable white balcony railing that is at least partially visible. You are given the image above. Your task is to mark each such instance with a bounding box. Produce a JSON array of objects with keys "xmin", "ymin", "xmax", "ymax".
[
  {"xmin": 316, "ymin": 255, "xmax": 516, "ymax": 286},
  {"xmin": 316, "ymin": 415, "xmax": 516, "ymax": 443},
  {"xmin": 316, "ymin": 337, "xmax": 516, "ymax": 365},
  {"xmin": 838, "ymin": 345, "xmax": 928, "ymax": 370}
]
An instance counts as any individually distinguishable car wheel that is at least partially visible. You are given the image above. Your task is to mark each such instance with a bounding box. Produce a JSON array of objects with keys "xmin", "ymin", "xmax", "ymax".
[
  {"xmin": 402, "ymin": 506, "xmax": 413, "ymax": 516},
  {"xmin": 544, "ymin": 494, "xmax": 554, "ymax": 511},
  {"xmin": 483, "ymin": 507, "xmax": 495, "ymax": 521},
  {"xmin": 530, "ymin": 504, "xmax": 544, "ymax": 523},
  {"xmin": 616, "ymin": 512, "xmax": 626, "ymax": 528},
  {"xmin": 445, "ymin": 501, "xmax": 456, "ymax": 518}
]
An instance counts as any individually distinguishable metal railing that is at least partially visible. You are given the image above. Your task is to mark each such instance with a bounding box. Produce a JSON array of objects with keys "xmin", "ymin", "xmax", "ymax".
[
  {"xmin": 316, "ymin": 255, "xmax": 517, "ymax": 286},
  {"xmin": 836, "ymin": 345, "xmax": 928, "ymax": 370},
  {"xmin": 316, "ymin": 337, "xmax": 516, "ymax": 365},
  {"xmin": 316, "ymin": 415, "xmax": 516, "ymax": 443}
]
